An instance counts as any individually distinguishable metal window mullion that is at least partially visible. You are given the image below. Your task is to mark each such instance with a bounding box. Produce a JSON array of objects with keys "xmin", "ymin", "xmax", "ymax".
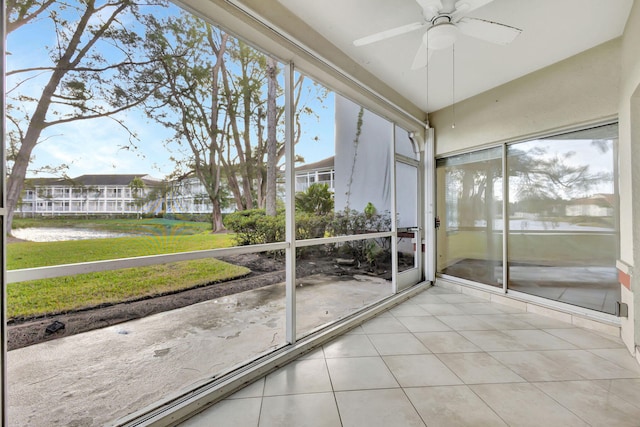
[
  {"xmin": 284, "ymin": 62, "xmax": 296, "ymax": 344},
  {"xmin": 391, "ymin": 130, "xmax": 398, "ymax": 294},
  {"xmin": 502, "ymin": 143, "xmax": 508, "ymax": 293},
  {"xmin": 1, "ymin": 0, "xmax": 8, "ymax": 422}
]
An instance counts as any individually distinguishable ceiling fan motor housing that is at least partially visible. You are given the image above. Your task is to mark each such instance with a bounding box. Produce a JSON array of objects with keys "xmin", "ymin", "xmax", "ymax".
[{"xmin": 424, "ymin": 18, "xmax": 459, "ymax": 50}]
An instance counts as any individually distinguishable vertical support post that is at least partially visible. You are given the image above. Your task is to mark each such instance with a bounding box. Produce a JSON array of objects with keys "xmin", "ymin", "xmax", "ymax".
[
  {"xmin": 284, "ymin": 62, "xmax": 296, "ymax": 344},
  {"xmin": 391, "ymin": 129, "xmax": 398, "ymax": 294},
  {"xmin": 502, "ymin": 144, "xmax": 508, "ymax": 293},
  {"xmin": 424, "ymin": 127, "xmax": 435, "ymax": 282},
  {"xmin": 1, "ymin": 0, "xmax": 8, "ymax": 422}
]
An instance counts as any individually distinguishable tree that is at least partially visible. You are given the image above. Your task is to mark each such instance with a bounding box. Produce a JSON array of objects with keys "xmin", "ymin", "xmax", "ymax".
[
  {"xmin": 128, "ymin": 176, "xmax": 146, "ymax": 217},
  {"xmin": 5, "ymin": 0, "xmax": 170, "ymax": 235},
  {"xmin": 143, "ymin": 13, "xmax": 230, "ymax": 231},
  {"xmin": 144, "ymin": 12, "xmax": 326, "ymax": 230}
]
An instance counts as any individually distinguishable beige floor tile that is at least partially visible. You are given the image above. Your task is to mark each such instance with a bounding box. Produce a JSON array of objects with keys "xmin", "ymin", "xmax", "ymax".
[
  {"xmin": 326, "ymin": 356, "xmax": 399, "ymax": 391},
  {"xmin": 260, "ymin": 393, "xmax": 341, "ymax": 427},
  {"xmin": 438, "ymin": 294, "xmax": 485, "ymax": 304},
  {"xmin": 396, "ymin": 315, "xmax": 452, "ymax": 332},
  {"xmin": 592, "ymin": 378, "xmax": 640, "ymax": 409},
  {"xmin": 535, "ymin": 380, "xmax": 640, "ymax": 427},
  {"xmin": 336, "ymin": 389, "xmax": 425, "ymax": 427},
  {"xmin": 263, "ymin": 358, "xmax": 332, "ymax": 396},
  {"xmin": 436, "ymin": 315, "xmax": 496, "ymax": 331},
  {"xmin": 367, "ymin": 332, "xmax": 431, "ymax": 355},
  {"xmin": 539, "ymin": 349, "xmax": 640, "ymax": 379},
  {"xmin": 414, "ymin": 331, "xmax": 481, "ymax": 353},
  {"xmin": 407, "ymin": 293, "xmax": 446, "ymax": 304},
  {"xmin": 544, "ymin": 327, "xmax": 626, "ymax": 349},
  {"xmin": 458, "ymin": 330, "xmax": 527, "ymax": 351},
  {"xmin": 322, "ymin": 334, "xmax": 378, "ymax": 358},
  {"xmin": 405, "ymin": 385, "xmax": 507, "ymax": 426},
  {"xmin": 489, "ymin": 351, "xmax": 585, "ymax": 382},
  {"xmin": 470, "ymin": 383, "xmax": 589, "ymax": 427},
  {"xmin": 382, "ymin": 354, "xmax": 463, "ymax": 387},
  {"xmin": 226, "ymin": 378, "xmax": 264, "ymax": 399},
  {"xmin": 418, "ymin": 303, "xmax": 466, "ymax": 315},
  {"xmin": 438, "ymin": 352, "xmax": 524, "ymax": 384},
  {"xmin": 511, "ymin": 313, "xmax": 573, "ymax": 328},
  {"xmin": 424, "ymin": 287, "xmax": 459, "ymax": 295},
  {"xmin": 473, "ymin": 314, "xmax": 536, "ymax": 330},
  {"xmin": 180, "ymin": 397, "xmax": 261, "ymax": 427},
  {"xmin": 455, "ymin": 303, "xmax": 508, "ymax": 315},
  {"xmin": 361, "ymin": 316, "xmax": 409, "ymax": 334},
  {"xmin": 389, "ymin": 303, "xmax": 431, "ymax": 317},
  {"xmin": 298, "ymin": 347, "xmax": 326, "ymax": 360},
  {"xmin": 589, "ymin": 348, "xmax": 640, "ymax": 372},
  {"xmin": 501, "ymin": 329, "xmax": 577, "ymax": 350}
]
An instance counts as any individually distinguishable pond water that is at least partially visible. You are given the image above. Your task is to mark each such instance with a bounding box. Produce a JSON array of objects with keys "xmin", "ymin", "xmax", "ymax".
[{"xmin": 12, "ymin": 227, "xmax": 132, "ymax": 242}]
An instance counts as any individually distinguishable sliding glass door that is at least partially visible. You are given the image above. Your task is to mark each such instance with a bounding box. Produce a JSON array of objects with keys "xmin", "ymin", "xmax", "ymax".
[{"xmin": 435, "ymin": 124, "xmax": 619, "ymax": 314}]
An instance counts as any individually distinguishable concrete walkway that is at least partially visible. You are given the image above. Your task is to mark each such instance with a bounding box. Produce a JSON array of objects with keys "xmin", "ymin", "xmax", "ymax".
[{"xmin": 7, "ymin": 275, "xmax": 391, "ymax": 426}]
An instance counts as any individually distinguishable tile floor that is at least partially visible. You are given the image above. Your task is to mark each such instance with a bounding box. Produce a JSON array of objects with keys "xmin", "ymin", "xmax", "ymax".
[{"xmin": 180, "ymin": 286, "xmax": 640, "ymax": 427}]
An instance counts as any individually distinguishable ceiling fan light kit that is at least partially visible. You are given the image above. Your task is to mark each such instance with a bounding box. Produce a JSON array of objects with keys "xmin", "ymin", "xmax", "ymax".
[{"xmin": 425, "ymin": 21, "xmax": 459, "ymax": 50}]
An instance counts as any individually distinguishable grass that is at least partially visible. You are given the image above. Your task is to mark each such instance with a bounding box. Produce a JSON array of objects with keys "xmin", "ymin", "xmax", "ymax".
[
  {"xmin": 8, "ymin": 259, "xmax": 249, "ymax": 319},
  {"xmin": 8, "ymin": 233, "xmax": 235, "ymax": 269},
  {"xmin": 12, "ymin": 217, "xmax": 212, "ymax": 236},
  {"xmin": 7, "ymin": 219, "xmax": 248, "ymax": 319}
]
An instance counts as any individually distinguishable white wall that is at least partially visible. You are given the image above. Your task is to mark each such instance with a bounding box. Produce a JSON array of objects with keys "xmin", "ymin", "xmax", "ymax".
[
  {"xmin": 431, "ymin": 38, "xmax": 621, "ymax": 156},
  {"xmin": 334, "ymin": 95, "xmax": 392, "ymax": 214},
  {"xmin": 619, "ymin": 0, "xmax": 640, "ymax": 351}
]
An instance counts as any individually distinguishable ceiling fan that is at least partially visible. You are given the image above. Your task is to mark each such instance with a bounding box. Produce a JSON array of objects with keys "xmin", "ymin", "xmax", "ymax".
[{"xmin": 353, "ymin": 0, "xmax": 522, "ymax": 69}]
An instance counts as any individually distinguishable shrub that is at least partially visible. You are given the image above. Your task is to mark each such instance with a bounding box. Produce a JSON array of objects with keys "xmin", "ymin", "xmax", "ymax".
[
  {"xmin": 295, "ymin": 183, "xmax": 334, "ymax": 215},
  {"xmin": 224, "ymin": 209, "xmax": 285, "ymax": 245}
]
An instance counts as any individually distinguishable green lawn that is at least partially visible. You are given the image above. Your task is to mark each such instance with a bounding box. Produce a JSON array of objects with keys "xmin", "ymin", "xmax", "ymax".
[
  {"xmin": 8, "ymin": 232, "xmax": 235, "ymax": 269},
  {"xmin": 7, "ymin": 219, "xmax": 246, "ymax": 319},
  {"xmin": 12, "ymin": 217, "xmax": 212, "ymax": 236}
]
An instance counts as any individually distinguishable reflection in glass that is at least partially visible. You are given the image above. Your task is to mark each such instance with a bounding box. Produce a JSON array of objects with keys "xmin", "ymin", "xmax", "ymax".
[
  {"xmin": 436, "ymin": 147, "xmax": 503, "ymax": 287},
  {"xmin": 296, "ymin": 239, "xmax": 393, "ymax": 339},
  {"xmin": 507, "ymin": 124, "xmax": 619, "ymax": 314},
  {"xmin": 396, "ymin": 161, "xmax": 418, "ymax": 273}
]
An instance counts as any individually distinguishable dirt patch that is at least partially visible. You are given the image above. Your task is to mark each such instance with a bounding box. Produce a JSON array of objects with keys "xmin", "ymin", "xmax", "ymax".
[{"xmin": 7, "ymin": 251, "xmax": 395, "ymax": 350}]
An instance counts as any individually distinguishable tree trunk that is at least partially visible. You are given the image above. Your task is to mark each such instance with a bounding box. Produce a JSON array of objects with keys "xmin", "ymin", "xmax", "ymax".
[
  {"xmin": 211, "ymin": 196, "xmax": 225, "ymax": 232},
  {"xmin": 265, "ymin": 57, "xmax": 278, "ymax": 216}
]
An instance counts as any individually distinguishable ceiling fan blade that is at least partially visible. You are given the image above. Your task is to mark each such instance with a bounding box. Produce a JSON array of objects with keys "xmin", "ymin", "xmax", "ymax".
[
  {"xmin": 454, "ymin": 0, "xmax": 494, "ymax": 15},
  {"xmin": 353, "ymin": 21, "xmax": 426, "ymax": 46},
  {"xmin": 457, "ymin": 17, "xmax": 522, "ymax": 45},
  {"xmin": 411, "ymin": 44, "xmax": 434, "ymax": 70},
  {"xmin": 415, "ymin": 0, "xmax": 443, "ymax": 21}
]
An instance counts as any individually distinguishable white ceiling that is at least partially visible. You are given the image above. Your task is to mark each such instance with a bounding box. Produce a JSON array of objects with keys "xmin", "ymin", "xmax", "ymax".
[{"xmin": 276, "ymin": 0, "xmax": 633, "ymax": 112}]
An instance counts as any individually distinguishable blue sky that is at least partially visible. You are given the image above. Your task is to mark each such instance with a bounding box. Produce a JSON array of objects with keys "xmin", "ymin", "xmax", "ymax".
[{"xmin": 7, "ymin": 1, "xmax": 335, "ymax": 180}]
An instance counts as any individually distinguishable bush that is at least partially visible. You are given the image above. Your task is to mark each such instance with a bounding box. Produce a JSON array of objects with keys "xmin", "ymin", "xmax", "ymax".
[
  {"xmin": 295, "ymin": 183, "xmax": 334, "ymax": 215},
  {"xmin": 225, "ymin": 209, "xmax": 332, "ymax": 245},
  {"xmin": 224, "ymin": 209, "xmax": 285, "ymax": 245},
  {"xmin": 328, "ymin": 207, "xmax": 391, "ymax": 236}
]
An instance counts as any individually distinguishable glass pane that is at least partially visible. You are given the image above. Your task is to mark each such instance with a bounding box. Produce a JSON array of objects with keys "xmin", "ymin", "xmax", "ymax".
[
  {"xmin": 333, "ymin": 95, "xmax": 393, "ymax": 223},
  {"xmin": 436, "ymin": 147, "xmax": 503, "ymax": 287},
  {"xmin": 296, "ymin": 239, "xmax": 393, "ymax": 339},
  {"xmin": 6, "ymin": 2, "xmax": 288, "ymax": 424},
  {"xmin": 507, "ymin": 124, "xmax": 618, "ymax": 314},
  {"xmin": 294, "ymin": 76, "xmax": 394, "ymax": 338},
  {"xmin": 396, "ymin": 162, "xmax": 418, "ymax": 273}
]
